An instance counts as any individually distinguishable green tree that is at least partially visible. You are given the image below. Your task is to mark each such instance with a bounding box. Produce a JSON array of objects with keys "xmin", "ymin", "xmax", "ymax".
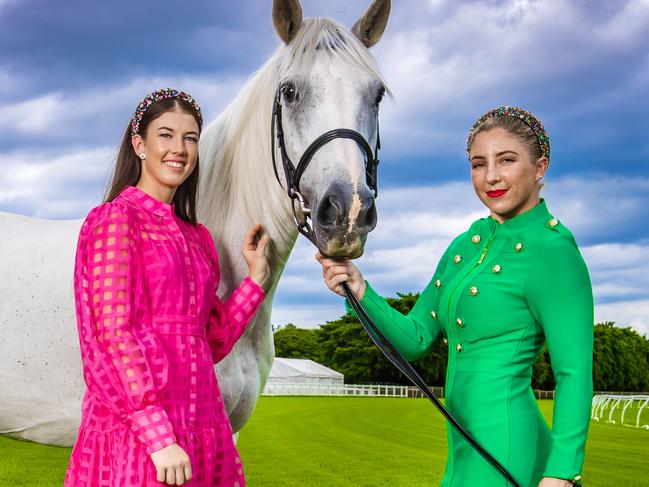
[
  {"xmin": 531, "ymin": 346, "xmax": 554, "ymax": 390},
  {"xmin": 273, "ymin": 324, "xmax": 320, "ymax": 360},
  {"xmin": 592, "ymin": 322, "xmax": 649, "ymax": 391}
]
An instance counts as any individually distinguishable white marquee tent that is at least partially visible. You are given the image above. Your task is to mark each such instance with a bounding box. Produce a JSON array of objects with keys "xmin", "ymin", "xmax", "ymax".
[{"xmin": 265, "ymin": 358, "xmax": 344, "ymax": 386}]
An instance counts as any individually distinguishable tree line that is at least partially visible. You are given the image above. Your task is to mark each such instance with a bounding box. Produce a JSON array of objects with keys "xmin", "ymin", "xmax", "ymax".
[{"xmin": 273, "ymin": 292, "xmax": 649, "ymax": 392}]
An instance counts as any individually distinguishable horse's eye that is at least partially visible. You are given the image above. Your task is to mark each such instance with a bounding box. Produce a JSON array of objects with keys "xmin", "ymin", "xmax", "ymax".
[
  {"xmin": 282, "ymin": 83, "xmax": 297, "ymax": 103},
  {"xmin": 375, "ymin": 86, "xmax": 385, "ymax": 105}
]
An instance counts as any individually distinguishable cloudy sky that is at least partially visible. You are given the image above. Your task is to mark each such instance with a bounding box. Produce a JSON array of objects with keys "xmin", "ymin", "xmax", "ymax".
[{"xmin": 1, "ymin": 0, "xmax": 648, "ymax": 334}]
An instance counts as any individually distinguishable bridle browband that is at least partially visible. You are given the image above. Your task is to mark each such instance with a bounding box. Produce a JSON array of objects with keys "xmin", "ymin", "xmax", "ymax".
[
  {"xmin": 269, "ymin": 83, "xmax": 521, "ymax": 487},
  {"xmin": 271, "ymin": 88, "xmax": 380, "ymax": 244}
]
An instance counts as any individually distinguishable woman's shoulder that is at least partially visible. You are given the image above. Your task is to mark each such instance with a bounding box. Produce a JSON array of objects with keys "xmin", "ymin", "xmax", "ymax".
[
  {"xmin": 80, "ymin": 198, "xmax": 137, "ymax": 237},
  {"xmin": 535, "ymin": 214, "xmax": 581, "ymax": 251},
  {"xmin": 448, "ymin": 215, "xmax": 491, "ymax": 249}
]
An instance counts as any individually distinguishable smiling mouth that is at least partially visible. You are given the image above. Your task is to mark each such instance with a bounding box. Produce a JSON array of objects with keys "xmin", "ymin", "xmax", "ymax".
[
  {"xmin": 162, "ymin": 161, "xmax": 186, "ymax": 169},
  {"xmin": 486, "ymin": 189, "xmax": 509, "ymax": 198}
]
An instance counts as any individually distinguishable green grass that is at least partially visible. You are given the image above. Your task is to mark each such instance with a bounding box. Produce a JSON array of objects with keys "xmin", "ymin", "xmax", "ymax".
[{"xmin": 1, "ymin": 398, "xmax": 647, "ymax": 486}]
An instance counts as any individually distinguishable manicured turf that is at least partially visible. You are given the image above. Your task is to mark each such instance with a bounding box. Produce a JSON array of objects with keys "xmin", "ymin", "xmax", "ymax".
[{"xmin": 1, "ymin": 398, "xmax": 647, "ymax": 486}]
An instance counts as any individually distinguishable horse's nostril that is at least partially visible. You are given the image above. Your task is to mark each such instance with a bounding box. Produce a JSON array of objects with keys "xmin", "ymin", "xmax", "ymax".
[
  {"xmin": 363, "ymin": 199, "xmax": 378, "ymax": 230},
  {"xmin": 317, "ymin": 194, "xmax": 343, "ymax": 228}
]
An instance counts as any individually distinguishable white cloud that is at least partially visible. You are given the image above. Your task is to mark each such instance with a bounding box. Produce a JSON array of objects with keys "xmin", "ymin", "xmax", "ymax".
[
  {"xmin": 0, "ymin": 93, "xmax": 66, "ymax": 133},
  {"xmin": 0, "ymin": 74, "xmax": 247, "ymax": 138},
  {"xmin": 371, "ymin": 0, "xmax": 649, "ymax": 153},
  {"xmin": 0, "ymin": 147, "xmax": 114, "ymax": 218},
  {"xmin": 270, "ymin": 303, "xmax": 343, "ymax": 329},
  {"xmin": 595, "ymin": 300, "xmax": 649, "ymax": 337}
]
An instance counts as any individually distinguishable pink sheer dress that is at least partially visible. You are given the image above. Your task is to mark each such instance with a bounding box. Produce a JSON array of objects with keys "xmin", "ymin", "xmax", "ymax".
[{"xmin": 64, "ymin": 185, "xmax": 265, "ymax": 486}]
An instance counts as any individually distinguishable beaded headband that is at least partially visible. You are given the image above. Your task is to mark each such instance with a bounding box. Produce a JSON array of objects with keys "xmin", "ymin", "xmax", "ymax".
[
  {"xmin": 130, "ymin": 88, "xmax": 203, "ymax": 136},
  {"xmin": 466, "ymin": 106, "xmax": 550, "ymax": 160}
]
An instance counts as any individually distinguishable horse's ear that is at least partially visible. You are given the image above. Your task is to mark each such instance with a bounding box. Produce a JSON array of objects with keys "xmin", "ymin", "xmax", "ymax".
[
  {"xmin": 273, "ymin": 0, "xmax": 303, "ymax": 45},
  {"xmin": 352, "ymin": 0, "xmax": 391, "ymax": 48}
]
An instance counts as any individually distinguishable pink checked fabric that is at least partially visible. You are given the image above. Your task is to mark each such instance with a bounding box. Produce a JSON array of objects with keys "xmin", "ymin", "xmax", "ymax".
[{"xmin": 64, "ymin": 185, "xmax": 265, "ymax": 486}]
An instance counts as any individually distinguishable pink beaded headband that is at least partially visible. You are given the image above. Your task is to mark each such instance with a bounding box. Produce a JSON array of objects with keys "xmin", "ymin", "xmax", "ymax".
[
  {"xmin": 467, "ymin": 106, "xmax": 550, "ymax": 160},
  {"xmin": 130, "ymin": 88, "xmax": 203, "ymax": 136}
]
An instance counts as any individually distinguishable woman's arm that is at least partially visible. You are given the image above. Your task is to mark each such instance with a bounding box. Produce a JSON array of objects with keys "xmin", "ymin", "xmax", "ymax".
[
  {"xmin": 75, "ymin": 203, "xmax": 176, "ymax": 454},
  {"xmin": 316, "ymin": 236, "xmax": 459, "ymax": 361},
  {"xmin": 347, "ymin": 276, "xmax": 444, "ymax": 361},
  {"xmin": 524, "ymin": 236, "xmax": 593, "ymax": 484},
  {"xmin": 199, "ymin": 225, "xmax": 266, "ymax": 364}
]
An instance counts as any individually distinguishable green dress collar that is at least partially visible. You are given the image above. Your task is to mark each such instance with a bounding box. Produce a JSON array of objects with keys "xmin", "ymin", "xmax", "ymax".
[{"xmin": 486, "ymin": 199, "xmax": 552, "ymax": 238}]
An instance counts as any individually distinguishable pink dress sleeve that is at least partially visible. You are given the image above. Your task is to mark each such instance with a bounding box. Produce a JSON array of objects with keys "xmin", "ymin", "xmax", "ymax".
[
  {"xmin": 74, "ymin": 202, "xmax": 176, "ymax": 455},
  {"xmin": 198, "ymin": 224, "xmax": 265, "ymax": 364}
]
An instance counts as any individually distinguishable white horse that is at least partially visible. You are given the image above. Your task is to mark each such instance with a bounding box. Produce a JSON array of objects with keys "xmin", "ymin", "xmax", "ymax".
[{"xmin": 0, "ymin": 0, "xmax": 390, "ymax": 446}]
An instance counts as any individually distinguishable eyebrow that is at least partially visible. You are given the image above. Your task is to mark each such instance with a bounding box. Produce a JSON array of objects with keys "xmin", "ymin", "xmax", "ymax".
[
  {"xmin": 496, "ymin": 150, "xmax": 519, "ymax": 157},
  {"xmin": 157, "ymin": 126, "xmax": 199, "ymax": 136},
  {"xmin": 469, "ymin": 149, "xmax": 520, "ymax": 162}
]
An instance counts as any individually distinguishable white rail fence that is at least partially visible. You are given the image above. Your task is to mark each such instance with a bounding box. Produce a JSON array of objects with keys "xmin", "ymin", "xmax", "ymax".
[
  {"xmin": 591, "ymin": 394, "xmax": 649, "ymax": 429},
  {"xmin": 262, "ymin": 383, "xmax": 562, "ymax": 399},
  {"xmin": 262, "ymin": 383, "xmax": 442, "ymax": 398}
]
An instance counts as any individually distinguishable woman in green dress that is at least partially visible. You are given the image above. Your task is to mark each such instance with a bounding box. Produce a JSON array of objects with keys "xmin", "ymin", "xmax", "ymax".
[{"xmin": 316, "ymin": 107, "xmax": 593, "ymax": 487}]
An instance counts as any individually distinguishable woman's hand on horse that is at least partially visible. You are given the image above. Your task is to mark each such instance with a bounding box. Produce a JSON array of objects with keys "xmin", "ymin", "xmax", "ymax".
[
  {"xmin": 150, "ymin": 443, "xmax": 192, "ymax": 486},
  {"xmin": 315, "ymin": 251, "xmax": 366, "ymax": 300},
  {"xmin": 243, "ymin": 223, "xmax": 271, "ymax": 287}
]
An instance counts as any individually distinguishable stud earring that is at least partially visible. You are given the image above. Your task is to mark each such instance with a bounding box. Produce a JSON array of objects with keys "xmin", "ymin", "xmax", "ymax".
[{"xmin": 139, "ymin": 153, "xmax": 146, "ymax": 160}]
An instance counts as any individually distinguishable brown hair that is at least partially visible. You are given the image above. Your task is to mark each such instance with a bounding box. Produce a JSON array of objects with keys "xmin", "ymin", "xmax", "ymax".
[
  {"xmin": 467, "ymin": 116, "xmax": 544, "ymax": 163},
  {"xmin": 104, "ymin": 98, "xmax": 203, "ymax": 225}
]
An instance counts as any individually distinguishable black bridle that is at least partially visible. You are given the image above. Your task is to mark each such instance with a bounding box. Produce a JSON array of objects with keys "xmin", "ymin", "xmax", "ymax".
[
  {"xmin": 270, "ymin": 85, "xmax": 521, "ymax": 487},
  {"xmin": 271, "ymin": 88, "xmax": 380, "ymax": 244}
]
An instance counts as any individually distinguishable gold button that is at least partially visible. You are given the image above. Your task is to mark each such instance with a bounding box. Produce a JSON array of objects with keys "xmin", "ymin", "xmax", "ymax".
[
  {"xmin": 515, "ymin": 242, "xmax": 523, "ymax": 252},
  {"xmin": 469, "ymin": 286, "xmax": 478, "ymax": 296},
  {"xmin": 492, "ymin": 264, "xmax": 502, "ymax": 273},
  {"xmin": 548, "ymin": 218, "xmax": 558, "ymax": 227},
  {"xmin": 443, "ymin": 338, "xmax": 448, "ymax": 344},
  {"xmin": 454, "ymin": 255, "xmax": 462, "ymax": 264},
  {"xmin": 472, "ymin": 234, "xmax": 481, "ymax": 244},
  {"xmin": 435, "ymin": 279, "xmax": 442, "ymax": 288},
  {"xmin": 456, "ymin": 343, "xmax": 463, "ymax": 352},
  {"xmin": 431, "ymin": 311, "xmax": 437, "ymax": 320},
  {"xmin": 456, "ymin": 318, "xmax": 464, "ymax": 327},
  {"xmin": 573, "ymin": 475, "xmax": 581, "ymax": 481}
]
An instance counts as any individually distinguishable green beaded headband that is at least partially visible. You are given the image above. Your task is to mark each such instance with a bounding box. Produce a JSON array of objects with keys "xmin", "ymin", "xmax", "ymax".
[
  {"xmin": 131, "ymin": 88, "xmax": 203, "ymax": 136},
  {"xmin": 467, "ymin": 106, "xmax": 550, "ymax": 160}
]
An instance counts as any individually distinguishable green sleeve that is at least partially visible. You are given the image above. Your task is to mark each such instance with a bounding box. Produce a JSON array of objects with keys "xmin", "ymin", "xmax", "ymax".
[
  {"xmin": 343, "ymin": 238, "xmax": 460, "ymax": 361},
  {"xmin": 524, "ymin": 236, "xmax": 594, "ymax": 481}
]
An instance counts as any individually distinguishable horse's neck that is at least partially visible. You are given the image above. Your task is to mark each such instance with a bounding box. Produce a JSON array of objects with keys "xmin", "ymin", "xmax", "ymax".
[{"xmin": 198, "ymin": 83, "xmax": 298, "ymax": 301}]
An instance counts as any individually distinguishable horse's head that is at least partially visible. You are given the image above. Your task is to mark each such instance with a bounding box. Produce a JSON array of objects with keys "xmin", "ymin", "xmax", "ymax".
[{"xmin": 272, "ymin": 0, "xmax": 390, "ymax": 259}]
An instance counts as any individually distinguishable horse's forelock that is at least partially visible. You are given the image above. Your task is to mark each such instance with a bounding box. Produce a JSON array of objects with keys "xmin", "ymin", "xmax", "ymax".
[{"xmin": 278, "ymin": 18, "xmax": 388, "ymax": 90}]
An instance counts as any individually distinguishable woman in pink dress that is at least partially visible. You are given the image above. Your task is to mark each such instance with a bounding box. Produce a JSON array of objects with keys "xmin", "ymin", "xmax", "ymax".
[{"xmin": 64, "ymin": 88, "xmax": 269, "ymax": 487}]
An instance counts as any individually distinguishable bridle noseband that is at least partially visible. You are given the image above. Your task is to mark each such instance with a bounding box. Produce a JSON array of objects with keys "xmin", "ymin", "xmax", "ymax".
[{"xmin": 271, "ymin": 88, "xmax": 381, "ymax": 244}]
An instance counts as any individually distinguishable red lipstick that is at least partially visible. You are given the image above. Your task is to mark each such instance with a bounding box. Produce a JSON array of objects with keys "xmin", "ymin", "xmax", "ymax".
[{"xmin": 486, "ymin": 189, "xmax": 508, "ymax": 198}]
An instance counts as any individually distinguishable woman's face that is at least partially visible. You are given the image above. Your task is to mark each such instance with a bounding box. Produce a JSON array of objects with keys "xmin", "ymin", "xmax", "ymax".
[
  {"xmin": 469, "ymin": 127, "xmax": 548, "ymax": 223},
  {"xmin": 132, "ymin": 109, "xmax": 200, "ymax": 196}
]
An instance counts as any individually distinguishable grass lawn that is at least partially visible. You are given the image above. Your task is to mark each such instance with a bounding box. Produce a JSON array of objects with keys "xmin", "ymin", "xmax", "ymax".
[{"xmin": 1, "ymin": 397, "xmax": 647, "ymax": 486}]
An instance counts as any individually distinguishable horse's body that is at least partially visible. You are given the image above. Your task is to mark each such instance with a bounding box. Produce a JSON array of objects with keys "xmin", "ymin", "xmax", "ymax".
[{"xmin": 0, "ymin": 0, "xmax": 390, "ymax": 446}]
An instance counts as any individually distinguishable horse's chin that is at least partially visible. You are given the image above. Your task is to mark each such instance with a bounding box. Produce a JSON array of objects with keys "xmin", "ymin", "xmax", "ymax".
[{"xmin": 319, "ymin": 234, "xmax": 367, "ymax": 260}]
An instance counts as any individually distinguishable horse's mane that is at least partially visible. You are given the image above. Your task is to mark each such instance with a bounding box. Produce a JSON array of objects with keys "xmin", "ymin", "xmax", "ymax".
[{"xmin": 198, "ymin": 18, "xmax": 386, "ymax": 258}]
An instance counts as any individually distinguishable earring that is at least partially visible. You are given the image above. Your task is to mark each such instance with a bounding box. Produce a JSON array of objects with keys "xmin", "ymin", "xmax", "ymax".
[{"xmin": 139, "ymin": 153, "xmax": 146, "ymax": 160}]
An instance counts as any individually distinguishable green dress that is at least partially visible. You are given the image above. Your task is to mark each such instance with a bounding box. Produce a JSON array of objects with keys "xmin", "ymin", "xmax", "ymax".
[{"xmin": 347, "ymin": 200, "xmax": 593, "ymax": 486}]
